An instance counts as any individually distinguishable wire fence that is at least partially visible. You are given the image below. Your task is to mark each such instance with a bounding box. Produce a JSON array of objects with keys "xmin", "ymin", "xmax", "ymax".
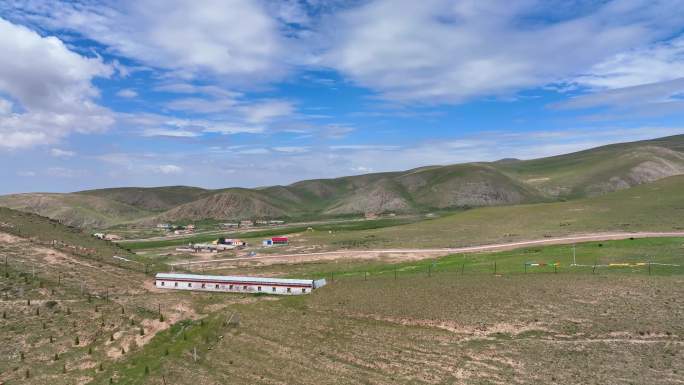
[{"xmin": 311, "ymin": 259, "xmax": 684, "ymax": 284}]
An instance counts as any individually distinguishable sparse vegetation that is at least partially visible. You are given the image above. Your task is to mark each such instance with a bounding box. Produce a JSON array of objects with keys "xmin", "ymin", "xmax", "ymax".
[{"xmin": 2, "ymin": 136, "xmax": 684, "ymax": 384}]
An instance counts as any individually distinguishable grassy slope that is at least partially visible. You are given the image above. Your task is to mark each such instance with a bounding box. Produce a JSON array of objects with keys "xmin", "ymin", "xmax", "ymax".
[
  {"xmin": 89, "ymin": 237, "xmax": 684, "ymax": 385},
  {"xmin": 497, "ymin": 134, "xmax": 684, "ymax": 198},
  {"xmin": 297, "ymin": 174, "xmax": 684, "ymax": 249},
  {"xmin": 0, "ymin": 193, "xmax": 155, "ymax": 228},
  {"xmin": 2, "ymin": 201, "xmax": 683, "ymax": 385},
  {"xmin": 0, "ymin": 207, "xmax": 167, "ymax": 273},
  {"xmin": 78, "ymin": 186, "xmax": 210, "ymax": 211}
]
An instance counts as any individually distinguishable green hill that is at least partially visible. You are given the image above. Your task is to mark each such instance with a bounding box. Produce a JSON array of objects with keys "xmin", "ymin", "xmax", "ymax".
[
  {"xmin": 298, "ymin": 174, "xmax": 684, "ymax": 249},
  {"xmin": 1, "ymin": 135, "xmax": 684, "ymax": 227},
  {"xmin": 78, "ymin": 185, "xmax": 210, "ymax": 211},
  {"xmin": 0, "ymin": 193, "xmax": 154, "ymax": 228},
  {"xmin": 497, "ymin": 135, "xmax": 684, "ymax": 198}
]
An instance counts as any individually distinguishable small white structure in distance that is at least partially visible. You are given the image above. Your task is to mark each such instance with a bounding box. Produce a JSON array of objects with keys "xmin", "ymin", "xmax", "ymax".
[{"xmin": 155, "ymin": 273, "xmax": 327, "ymax": 295}]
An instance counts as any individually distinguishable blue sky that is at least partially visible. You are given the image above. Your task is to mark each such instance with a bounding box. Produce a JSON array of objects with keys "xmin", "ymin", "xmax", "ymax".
[{"xmin": 1, "ymin": 0, "xmax": 684, "ymax": 194}]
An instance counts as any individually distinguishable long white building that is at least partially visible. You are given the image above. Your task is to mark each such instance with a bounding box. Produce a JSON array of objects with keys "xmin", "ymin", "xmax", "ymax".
[{"xmin": 154, "ymin": 273, "xmax": 327, "ymax": 295}]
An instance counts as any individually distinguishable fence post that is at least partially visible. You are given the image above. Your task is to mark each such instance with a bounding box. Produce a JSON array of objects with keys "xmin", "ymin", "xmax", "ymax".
[
  {"xmin": 461, "ymin": 263, "xmax": 465, "ymax": 275},
  {"xmin": 494, "ymin": 261, "xmax": 497, "ymax": 275},
  {"xmin": 364, "ymin": 272, "xmax": 367, "ymax": 281},
  {"xmin": 524, "ymin": 263, "xmax": 527, "ymax": 274},
  {"xmin": 648, "ymin": 261, "xmax": 652, "ymax": 276}
]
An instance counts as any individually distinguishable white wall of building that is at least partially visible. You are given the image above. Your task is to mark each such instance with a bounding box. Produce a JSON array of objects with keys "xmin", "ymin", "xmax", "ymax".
[{"xmin": 155, "ymin": 279, "xmax": 312, "ymax": 295}]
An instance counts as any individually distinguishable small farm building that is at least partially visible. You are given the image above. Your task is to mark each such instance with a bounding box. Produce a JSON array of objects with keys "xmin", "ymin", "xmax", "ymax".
[
  {"xmin": 272, "ymin": 237, "xmax": 289, "ymax": 245},
  {"xmin": 155, "ymin": 273, "xmax": 326, "ymax": 295}
]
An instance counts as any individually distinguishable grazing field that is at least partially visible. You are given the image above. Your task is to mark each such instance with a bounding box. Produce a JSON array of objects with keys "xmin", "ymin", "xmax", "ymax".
[
  {"xmin": 204, "ymin": 237, "xmax": 684, "ymax": 279},
  {"xmin": 2, "ymin": 208, "xmax": 683, "ymax": 384},
  {"xmin": 294, "ymin": 175, "xmax": 684, "ymax": 250},
  {"xmin": 85, "ymin": 271, "xmax": 684, "ymax": 385},
  {"xmin": 122, "ymin": 175, "xmax": 684, "ymax": 261},
  {"xmin": 123, "ymin": 216, "xmax": 422, "ymax": 251}
]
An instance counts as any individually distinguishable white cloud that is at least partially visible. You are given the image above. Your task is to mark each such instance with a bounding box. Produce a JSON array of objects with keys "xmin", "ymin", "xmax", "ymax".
[
  {"xmin": 329, "ymin": 144, "xmax": 400, "ymax": 151},
  {"xmin": 239, "ymin": 100, "xmax": 294, "ymax": 124},
  {"xmin": 141, "ymin": 128, "xmax": 201, "ymax": 138},
  {"xmin": 0, "ymin": 98, "xmax": 12, "ymax": 114},
  {"xmin": 551, "ymin": 78, "xmax": 684, "ymax": 111},
  {"xmin": 0, "ymin": 18, "xmax": 113, "ymax": 149},
  {"xmin": 235, "ymin": 148, "xmax": 270, "ymax": 155},
  {"xmin": 154, "ymin": 164, "xmax": 183, "ymax": 174},
  {"xmin": 154, "ymin": 83, "xmax": 241, "ymax": 98},
  {"xmin": 16, "ymin": 170, "xmax": 36, "ymax": 177},
  {"xmin": 272, "ymin": 146, "xmax": 309, "ymax": 153},
  {"xmin": 165, "ymin": 97, "xmax": 238, "ymax": 114},
  {"xmin": 50, "ymin": 148, "xmax": 76, "ymax": 158},
  {"xmin": 350, "ymin": 166, "xmax": 373, "ymax": 173},
  {"xmin": 322, "ymin": 0, "xmax": 684, "ymax": 103},
  {"xmin": 46, "ymin": 167, "xmax": 84, "ymax": 178},
  {"xmin": 13, "ymin": 0, "xmax": 290, "ymax": 82},
  {"xmin": 119, "ymin": 112, "xmax": 265, "ymax": 136},
  {"xmin": 116, "ymin": 88, "xmax": 138, "ymax": 98},
  {"xmin": 571, "ymin": 36, "xmax": 684, "ymax": 90},
  {"xmin": 203, "ymin": 124, "xmax": 265, "ymax": 135}
]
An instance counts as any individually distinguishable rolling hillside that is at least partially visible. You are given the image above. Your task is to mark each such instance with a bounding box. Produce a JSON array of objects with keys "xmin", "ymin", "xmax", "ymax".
[
  {"xmin": 1, "ymin": 134, "xmax": 684, "ymax": 227},
  {"xmin": 298, "ymin": 174, "xmax": 684, "ymax": 250},
  {"xmin": 0, "ymin": 193, "xmax": 154, "ymax": 228}
]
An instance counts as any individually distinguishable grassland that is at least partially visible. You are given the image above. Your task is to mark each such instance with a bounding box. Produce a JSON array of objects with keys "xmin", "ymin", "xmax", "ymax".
[
  {"xmin": 123, "ymin": 216, "xmax": 422, "ymax": 251},
  {"xmin": 292, "ymin": 175, "xmax": 684, "ymax": 250},
  {"xmin": 129, "ymin": 174, "xmax": 684, "ymax": 260},
  {"xmin": 91, "ymin": 237, "xmax": 684, "ymax": 384},
  {"xmin": 2, "ymin": 205, "xmax": 684, "ymax": 384}
]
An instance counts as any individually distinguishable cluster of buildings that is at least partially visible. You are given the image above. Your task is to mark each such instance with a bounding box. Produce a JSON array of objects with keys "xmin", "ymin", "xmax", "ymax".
[
  {"xmin": 92, "ymin": 233, "xmax": 122, "ymax": 241},
  {"xmin": 221, "ymin": 219, "xmax": 286, "ymax": 229},
  {"xmin": 155, "ymin": 273, "xmax": 327, "ymax": 296},
  {"xmin": 262, "ymin": 237, "xmax": 289, "ymax": 247},
  {"xmin": 157, "ymin": 223, "xmax": 196, "ymax": 235},
  {"xmin": 176, "ymin": 238, "xmax": 247, "ymax": 253}
]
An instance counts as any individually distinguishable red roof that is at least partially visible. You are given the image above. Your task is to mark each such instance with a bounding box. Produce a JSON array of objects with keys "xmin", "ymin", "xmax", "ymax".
[{"xmin": 272, "ymin": 237, "xmax": 289, "ymax": 242}]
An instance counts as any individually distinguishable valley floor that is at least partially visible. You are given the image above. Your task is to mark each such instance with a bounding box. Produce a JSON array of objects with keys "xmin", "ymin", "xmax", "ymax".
[{"xmin": 1, "ymin": 228, "xmax": 683, "ymax": 384}]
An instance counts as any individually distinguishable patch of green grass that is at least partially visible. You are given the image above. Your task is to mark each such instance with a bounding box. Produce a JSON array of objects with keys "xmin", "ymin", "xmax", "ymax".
[
  {"xmin": 124, "ymin": 217, "xmax": 419, "ymax": 250},
  {"xmin": 295, "ymin": 175, "xmax": 684, "ymax": 250}
]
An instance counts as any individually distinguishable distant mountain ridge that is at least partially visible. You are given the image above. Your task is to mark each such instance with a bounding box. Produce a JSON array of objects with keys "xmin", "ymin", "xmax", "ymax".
[{"xmin": 2, "ymin": 134, "xmax": 684, "ymax": 228}]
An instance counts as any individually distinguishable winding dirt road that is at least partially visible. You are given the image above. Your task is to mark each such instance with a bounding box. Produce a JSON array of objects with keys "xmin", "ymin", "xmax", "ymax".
[{"xmin": 169, "ymin": 231, "xmax": 684, "ymax": 266}]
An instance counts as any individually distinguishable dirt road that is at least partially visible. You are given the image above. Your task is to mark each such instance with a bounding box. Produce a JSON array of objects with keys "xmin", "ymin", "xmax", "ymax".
[{"xmin": 169, "ymin": 231, "xmax": 684, "ymax": 266}]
